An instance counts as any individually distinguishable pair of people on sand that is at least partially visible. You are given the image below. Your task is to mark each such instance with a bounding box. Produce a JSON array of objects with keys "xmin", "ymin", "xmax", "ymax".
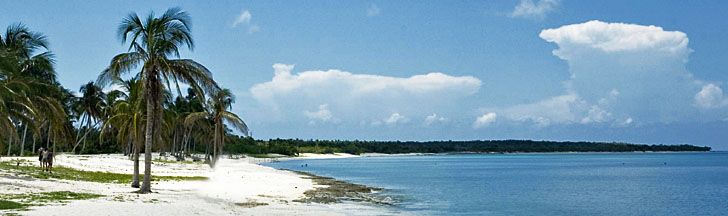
[{"xmin": 37, "ymin": 147, "xmax": 54, "ymax": 173}]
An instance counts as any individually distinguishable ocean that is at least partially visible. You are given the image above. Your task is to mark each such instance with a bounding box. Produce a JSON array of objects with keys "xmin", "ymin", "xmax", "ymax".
[{"xmin": 266, "ymin": 152, "xmax": 728, "ymax": 215}]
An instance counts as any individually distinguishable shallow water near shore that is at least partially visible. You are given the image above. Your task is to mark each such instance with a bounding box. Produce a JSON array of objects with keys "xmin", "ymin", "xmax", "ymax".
[{"xmin": 267, "ymin": 152, "xmax": 728, "ymax": 215}]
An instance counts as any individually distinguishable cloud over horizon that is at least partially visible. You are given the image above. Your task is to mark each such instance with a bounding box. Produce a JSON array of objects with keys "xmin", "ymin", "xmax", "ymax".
[
  {"xmin": 249, "ymin": 64, "xmax": 481, "ymax": 126},
  {"xmin": 493, "ymin": 20, "xmax": 722, "ymax": 127}
]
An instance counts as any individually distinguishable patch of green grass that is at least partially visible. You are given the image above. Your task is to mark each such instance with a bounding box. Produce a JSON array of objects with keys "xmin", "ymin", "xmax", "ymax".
[
  {"xmin": 0, "ymin": 191, "xmax": 103, "ymax": 211},
  {"xmin": 0, "ymin": 161, "xmax": 208, "ymax": 184},
  {"xmin": 0, "ymin": 191, "xmax": 104, "ymax": 203},
  {"xmin": 0, "ymin": 200, "xmax": 26, "ymax": 210}
]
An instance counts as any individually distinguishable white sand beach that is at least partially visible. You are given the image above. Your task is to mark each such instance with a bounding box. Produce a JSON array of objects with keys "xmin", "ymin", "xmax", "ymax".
[{"xmin": 0, "ymin": 153, "xmax": 400, "ymax": 215}]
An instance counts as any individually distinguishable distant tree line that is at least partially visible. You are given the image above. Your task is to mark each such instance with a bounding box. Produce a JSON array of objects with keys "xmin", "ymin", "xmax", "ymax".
[{"xmin": 223, "ymin": 137, "xmax": 712, "ymax": 156}]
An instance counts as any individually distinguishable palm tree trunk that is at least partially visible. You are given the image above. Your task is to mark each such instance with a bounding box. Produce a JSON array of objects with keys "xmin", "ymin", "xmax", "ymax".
[
  {"xmin": 74, "ymin": 116, "xmax": 85, "ymax": 147},
  {"xmin": 131, "ymin": 141, "xmax": 140, "ymax": 188},
  {"xmin": 6, "ymin": 135, "xmax": 12, "ymax": 156},
  {"xmin": 46, "ymin": 124, "xmax": 51, "ymax": 148},
  {"xmin": 140, "ymin": 78, "xmax": 157, "ymax": 194},
  {"xmin": 81, "ymin": 118, "xmax": 91, "ymax": 153},
  {"xmin": 20, "ymin": 124, "xmax": 27, "ymax": 156},
  {"xmin": 172, "ymin": 128, "xmax": 177, "ymax": 158},
  {"xmin": 72, "ymin": 120, "xmax": 99, "ymax": 154},
  {"xmin": 31, "ymin": 134, "xmax": 37, "ymax": 154}
]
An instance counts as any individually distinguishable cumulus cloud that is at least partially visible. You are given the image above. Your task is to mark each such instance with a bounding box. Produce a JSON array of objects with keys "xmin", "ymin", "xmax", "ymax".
[
  {"xmin": 366, "ymin": 4, "xmax": 381, "ymax": 17},
  {"xmin": 497, "ymin": 20, "xmax": 712, "ymax": 126},
  {"xmin": 232, "ymin": 10, "xmax": 252, "ymax": 27},
  {"xmin": 510, "ymin": 0, "xmax": 559, "ymax": 19},
  {"xmin": 232, "ymin": 9, "xmax": 260, "ymax": 34},
  {"xmin": 474, "ymin": 112, "xmax": 497, "ymax": 128},
  {"xmin": 539, "ymin": 20, "xmax": 689, "ymax": 55},
  {"xmin": 424, "ymin": 113, "xmax": 447, "ymax": 126},
  {"xmin": 249, "ymin": 64, "xmax": 481, "ymax": 124},
  {"xmin": 695, "ymin": 84, "xmax": 728, "ymax": 109},
  {"xmin": 500, "ymin": 94, "xmax": 583, "ymax": 127}
]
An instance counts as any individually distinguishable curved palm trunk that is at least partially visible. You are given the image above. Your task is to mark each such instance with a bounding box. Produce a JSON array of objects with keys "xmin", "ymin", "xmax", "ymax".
[{"xmin": 81, "ymin": 119, "xmax": 92, "ymax": 153}]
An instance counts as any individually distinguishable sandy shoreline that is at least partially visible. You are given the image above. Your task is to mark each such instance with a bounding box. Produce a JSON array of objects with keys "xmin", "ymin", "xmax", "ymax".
[{"xmin": 0, "ymin": 153, "xmax": 402, "ymax": 215}]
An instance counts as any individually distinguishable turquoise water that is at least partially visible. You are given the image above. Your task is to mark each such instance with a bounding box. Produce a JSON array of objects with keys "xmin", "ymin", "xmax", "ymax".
[{"xmin": 267, "ymin": 152, "xmax": 728, "ymax": 215}]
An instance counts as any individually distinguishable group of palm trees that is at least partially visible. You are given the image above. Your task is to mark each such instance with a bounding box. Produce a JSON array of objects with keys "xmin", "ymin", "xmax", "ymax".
[{"xmin": 1, "ymin": 7, "xmax": 249, "ymax": 193}]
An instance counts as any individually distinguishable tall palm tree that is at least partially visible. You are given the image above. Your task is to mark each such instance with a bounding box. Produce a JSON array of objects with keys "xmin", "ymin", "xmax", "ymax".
[
  {"xmin": 186, "ymin": 89, "xmax": 248, "ymax": 167},
  {"xmin": 99, "ymin": 8, "xmax": 219, "ymax": 193}
]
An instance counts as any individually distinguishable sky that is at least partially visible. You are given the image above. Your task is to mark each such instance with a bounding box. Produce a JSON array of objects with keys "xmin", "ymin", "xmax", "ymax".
[{"xmin": 2, "ymin": 0, "xmax": 728, "ymax": 149}]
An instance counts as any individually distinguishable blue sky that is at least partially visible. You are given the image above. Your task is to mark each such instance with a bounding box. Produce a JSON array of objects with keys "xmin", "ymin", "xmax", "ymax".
[{"xmin": 2, "ymin": 0, "xmax": 728, "ymax": 149}]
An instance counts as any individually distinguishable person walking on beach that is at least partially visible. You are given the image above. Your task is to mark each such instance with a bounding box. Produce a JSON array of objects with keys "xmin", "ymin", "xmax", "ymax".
[
  {"xmin": 41, "ymin": 148, "xmax": 54, "ymax": 173},
  {"xmin": 38, "ymin": 147, "xmax": 45, "ymax": 169},
  {"xmin": 46, "ymin": 150, "xmax": 54, "ymax": 173}
]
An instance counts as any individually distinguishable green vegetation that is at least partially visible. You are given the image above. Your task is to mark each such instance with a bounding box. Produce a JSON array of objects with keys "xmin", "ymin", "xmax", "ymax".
[
  {"xmin": 224, "ymin": 137, "xmax": 711, "ymax": 156},
  {"xmin": 0, "ymin": 161, "xmax": 207, "ymax": 184},
  {"xmin": 0, "ymin": 191, "xmax": 103, "ymax": 211},
  {"xmin": 0, "ymin": 200, "xmax": 26, "ymax": 210},
  {"xmin": 0, "ymin": 191, "xmax": 104, "ymax": 203}
]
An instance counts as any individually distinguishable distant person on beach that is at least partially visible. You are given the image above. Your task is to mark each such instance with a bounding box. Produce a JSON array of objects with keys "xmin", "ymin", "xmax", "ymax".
[
  {"xmin": 38, "ymin": 147, "xmax": 45, "ymax": 168},
  {"xmin": 41, "ymin": 149, "xmax": 54, "ymax": 173}
]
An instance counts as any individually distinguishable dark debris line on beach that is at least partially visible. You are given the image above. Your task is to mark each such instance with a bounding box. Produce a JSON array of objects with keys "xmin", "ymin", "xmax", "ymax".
[{"xmin": 285, "ymin": 170, "xmax": 394, "ymax": 205}]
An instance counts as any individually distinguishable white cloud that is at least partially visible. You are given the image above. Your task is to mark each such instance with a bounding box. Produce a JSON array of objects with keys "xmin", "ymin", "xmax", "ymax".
[
  {"xmin": 232, "ymin": 10, "xmax": 252, "ymax": 27},
  {"xmin": 232, "ymin": 9, "xmax": 260, "ymax": 34},
  {"xmin": 501, "ymin": 94, "xmax": 583, "ymax": 127},
  {"xmin": 384, "ymin": 113, "xmax": 408, "ymax": 125},
  {"xmin": 473, "ymin": 112, "xmax": 497, "ymax": 128},
  {"xmin": 514, "ymin": 20, "xmax": 706, "ymax": 125},
  {"xmin": 366, "ymin": 4, "xmax": 381, "ymax": 17},
  {"xmin": 304, "ymin": 104, "xmax": 335, "ymax": 123},
  {"xmin": 540, "ymin": 20, "xmax": 689, "ymax": 55},
  {"xmin": 249, "ymin": 64, "xmax": 481, "ymax": 125},
  {"xmin": 614, "ymin": 117, "xmax": 633, "ymax": 127},
  {"xmin": 424, "ymin": 113, "xmax": 447, "ymax": 126},
  {"xmin": 510, "ymin": 0, "xmax": 559, "ymax": 19},
  {"xmin": 695, "ymin": 84, "xmax": 728, "ymax": 109},
  {"xmin": 251, "ymin": 63, "xmax": 480, "ymax": 104}
]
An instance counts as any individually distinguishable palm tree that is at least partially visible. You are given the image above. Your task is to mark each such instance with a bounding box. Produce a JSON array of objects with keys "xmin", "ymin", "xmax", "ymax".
[
  {"xmin": 101, "ymin": 78, "xmax": 145, "ymax": 188},
  {"xmin": 0, "ymin": 23, "xmax": 68, "ymax": 156},
  {"xmin": 186, "ymin": 89, "xmax": 248, "ymax": 167},
  {"xmin": 72, "ymin": 81, "xmax": 106, "ymax": 153},
  {"xmin": 99, "ymin": 8, "xmax": 219, "ymax": 193}
]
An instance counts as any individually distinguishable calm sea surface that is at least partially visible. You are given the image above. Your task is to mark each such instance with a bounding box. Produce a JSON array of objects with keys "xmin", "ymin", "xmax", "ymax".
[{"xmin": 266, "ymin": 152, "xmax": 728, "ymax": 215}]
